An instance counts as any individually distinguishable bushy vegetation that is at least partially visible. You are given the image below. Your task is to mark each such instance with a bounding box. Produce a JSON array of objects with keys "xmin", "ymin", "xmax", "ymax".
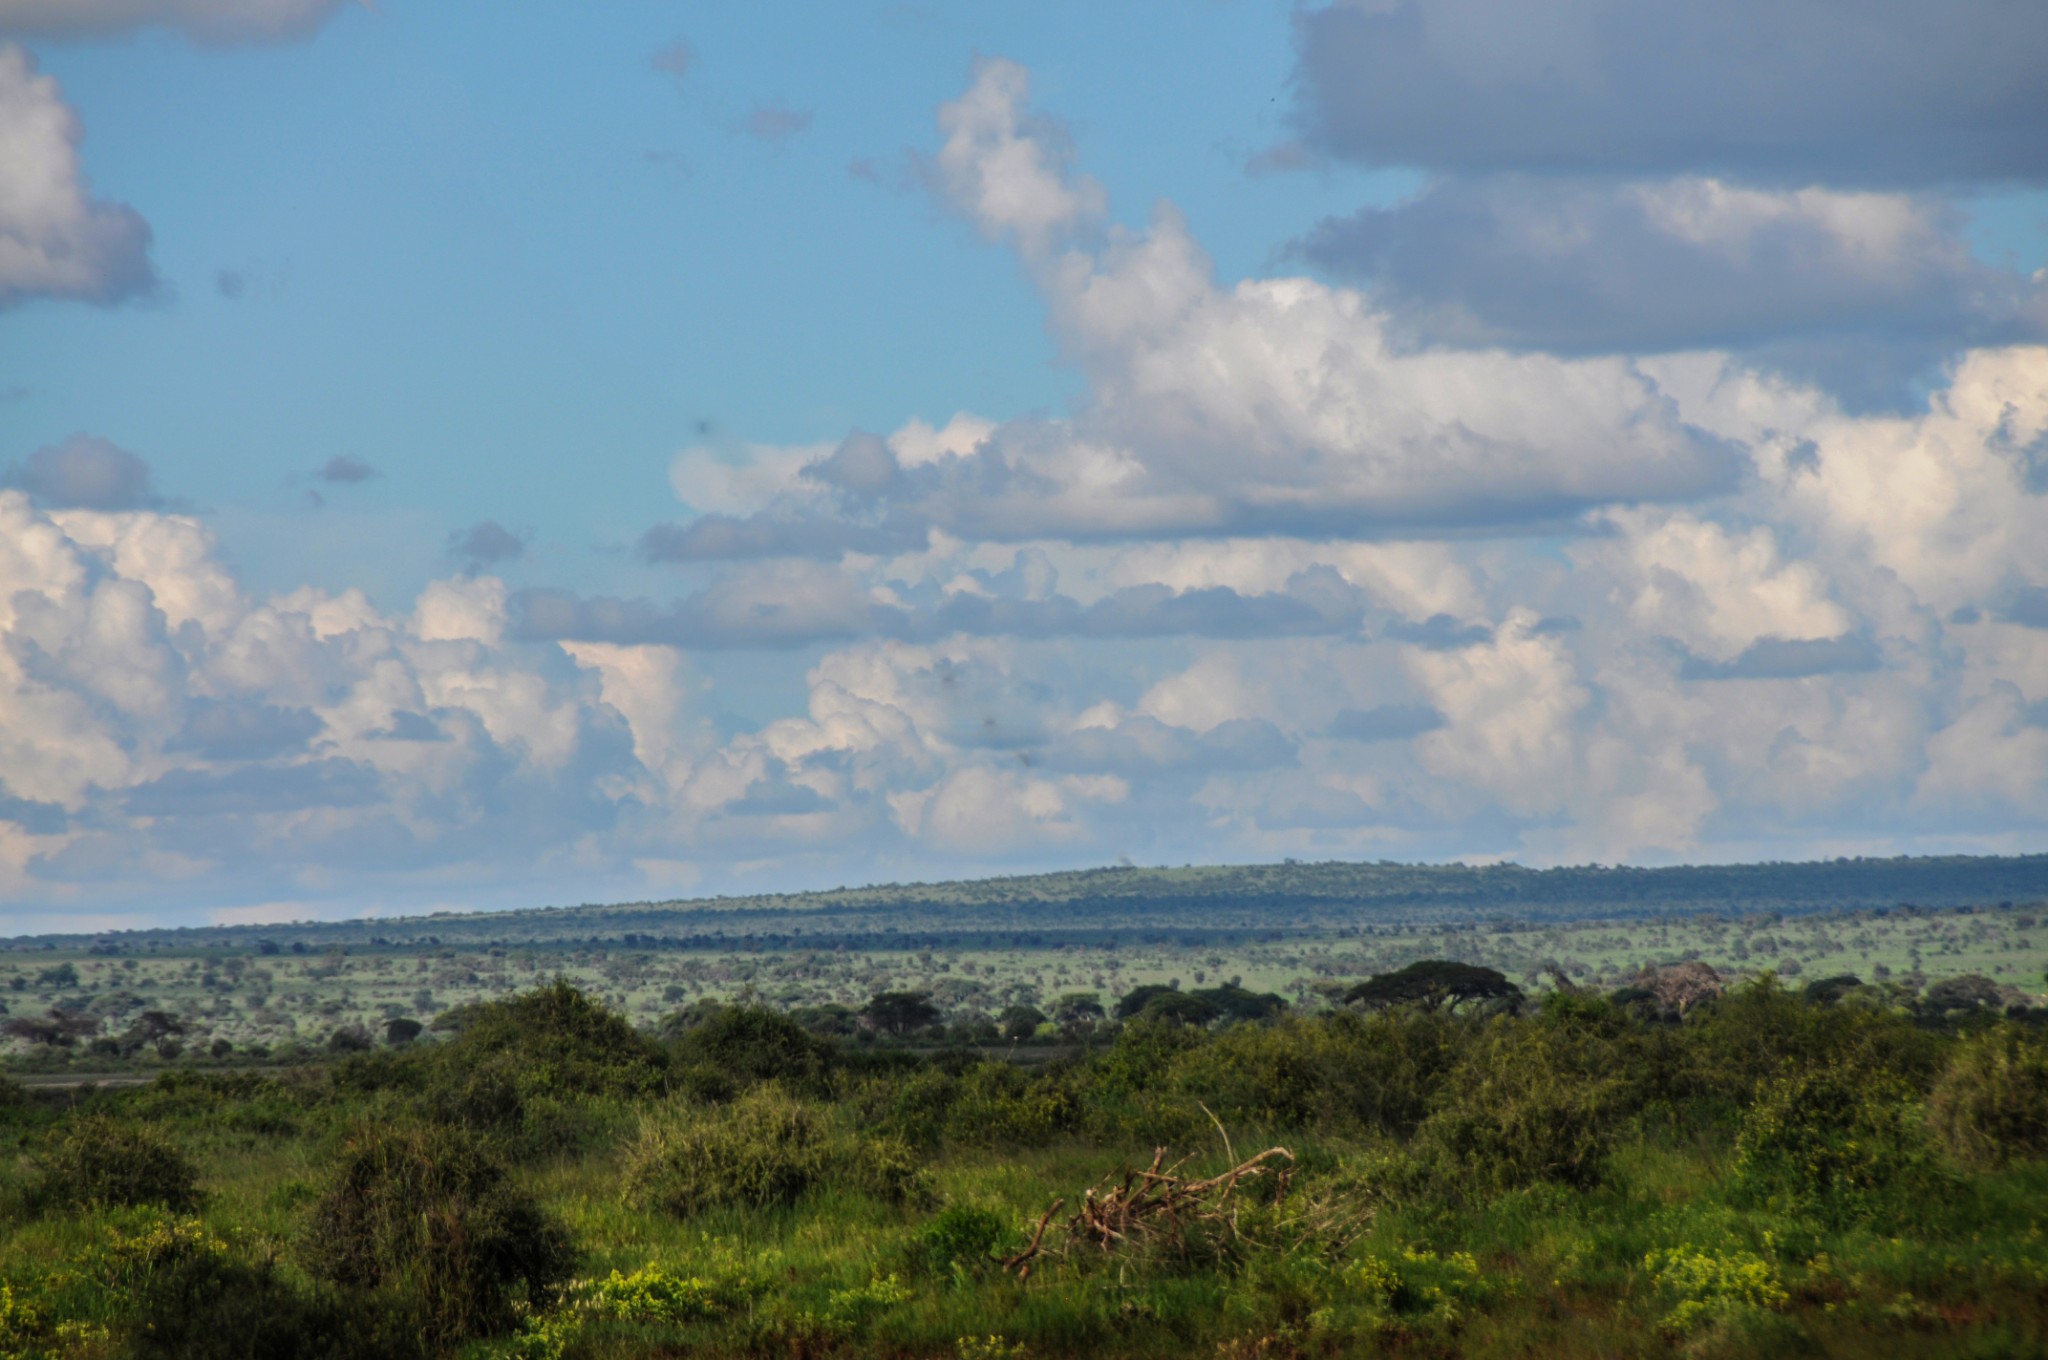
[
  {"xmin": 300, "ymin": 1120, "xmax": 574, "ymax": 1343},
  {"xmin": 26, "ymin": 1115, "xmax": 200, "ymax": 1213},
  {"xmin": 0, "ymin": 963, "xmax": 2045, "ymax": 1358}
]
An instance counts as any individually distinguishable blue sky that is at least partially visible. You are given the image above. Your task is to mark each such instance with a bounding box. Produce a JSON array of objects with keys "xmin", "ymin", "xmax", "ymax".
[
  {"xmin": 1, "ymin": 0, "xmax": 2046, "ymax": 930},
  {"xmin": 6, "ymin": 1, "xmax": 1405, "ymax": 606}
]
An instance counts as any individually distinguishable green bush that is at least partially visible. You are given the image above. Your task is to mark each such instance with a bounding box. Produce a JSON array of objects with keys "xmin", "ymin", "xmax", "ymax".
[
  {"xmin": 918, "ymin": 1204, "xmax": 1013, "ymax": 1275},
  {"xmin": 624, "ymin": 1085, "xmax": 930, "ymax": 1217},
  {"xmin": 443, "ymin": 980, "xmax": 667, "ymax": 1101},
  {"xmin": 32, "ymin": 1115, "xmax": 200, "ymax": 1212},
  {"xmin": 858, "ymin": 1065, "xmax": 959, "ymax": 1150},
  {"xmin": 1729, "ymin": 1063, "xmax": 1947, "ymax": 1225},
  {"xmin": 112, "ymin": 1219, "xmax": 401, "ymax": 1360},
  {"xmin": 1164, "ymin": 1009, "xmax": 1461, "ymax": 1136},
  {"xmin": 1928, "ymin": 1023, "xmax": 2048, "ymax": 1169},
  {"xmin": 943, "ymin": 1062, "xmax": 1077, "ymax": 1149},
  {"xmin": 1412, "ymin": 1015, "xmax": 1629, "ymax": 1196},
  {"xmin": 667, "ymin": 1003, "xmax": 837, "ymax": 1093},
  {"xmin": 1680, "ymin": 977, "xmax": 1940, "ymax": 1106},
  {"xmin": 299, "ymin": 1121, "xmax": 574, "ymax": 1344}
]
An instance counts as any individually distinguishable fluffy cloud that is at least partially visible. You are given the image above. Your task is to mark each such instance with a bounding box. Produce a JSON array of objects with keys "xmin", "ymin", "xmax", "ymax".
[
  {"xmin": 0, "ymin": 45, "xmax": 154, "ymax": 309},
  {"xmin": 927, "ymin": 58, "xmax": 1106, "ymax": 253},
  {"xmin": 648, "ymin": 64, "xmax": 1732, "ymax": 550},
  {"xmin": 6, "ymin": 60, "xmax": 2048, "ymax": 918},
  {"xmin": 0, "ymin": 489, "xmax": 664, "ymax": 905},
  {"xmin": 1291, "ymin": 0, "xmax": 2048, "ymax": 186},
  {"xmin": 0, "ymin": 0, "xmax": 354, "ymax": 43}
]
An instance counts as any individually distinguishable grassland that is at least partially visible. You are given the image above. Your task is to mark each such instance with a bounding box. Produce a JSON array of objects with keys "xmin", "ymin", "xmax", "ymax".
[
  {"xmin": 3, "ymin": 854, "xmax": 2043, "ymax": 1064},
  {"xmin": 1, "ymin": 853, "xmax": 2044, "ymax": 1359},
  {"xmin": 1, "ymin": 969, "xmax": 2045, "ymax": 1359}
]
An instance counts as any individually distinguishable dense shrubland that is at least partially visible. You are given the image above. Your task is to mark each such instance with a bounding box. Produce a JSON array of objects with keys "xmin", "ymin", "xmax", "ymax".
[{"xmin": 0, "ymin": 971, "xmax": 2044, "ymax": 1358}]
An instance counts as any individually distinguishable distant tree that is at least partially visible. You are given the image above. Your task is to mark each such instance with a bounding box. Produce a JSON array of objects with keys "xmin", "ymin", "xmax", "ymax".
[
  {"xmin": 34, "ymin": 962, "xmax": 79, "ymax": 989},
  {"xmin": 861, "ymin": 991, "xmax": 941, "ymax": 1036},
  {"xmin": 327, "ymin": 1024, "xmax": 374, "ymax": 1053},
  {"xmin": 1803, "ymin": 974, "xmax": 1866, "ymax": 1006},
  {"xmin": 385, "ymin": 1017, "xmax": 424, "ymax": 1046},
  {"xmin": 1052, "ymin": 993, "xmax": 1105, "ymax": 1036},
  {"xmin": 1135, "ymin": 990, "xmax": 1220, "ymax": 1026},
  {"xmin": 129, "ymin": 1010, "xmax": 185, "ymax": 1043},
  {"xmin": 1923, "ymin": 974, "xmax": 2004, "ymax": 1017},
  {"xmin": 790, "ymin": 1003, "xmax": 859, "ymax": 1037},
  {"xmin": 1191, "ymin": 984, "xmax": 1288, "ymax": 1022},
  {"xmin": 1113, "ymin": 984, "xmax": 1181, "ymax": 1020},
  {"xmin": 1343, "ymin": 960, "xmax": 1523, "ymax": 1012},
  {"xmin": 999, "ymin": 1003, "xmax": 1047, "ymax": 1041},
  {"xmin": 1637, "ymin": 961, "xmax": 1724, "ymax": 1014},
  {"xmin": 4, "ymin": 1010, "xmax": 100, "ymax": 1047}
]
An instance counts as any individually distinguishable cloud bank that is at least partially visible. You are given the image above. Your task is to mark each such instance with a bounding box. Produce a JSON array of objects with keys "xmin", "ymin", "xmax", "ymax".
[{"xmin": 2, "ymin": 53, "xmax": 2045, "ymax": 921}]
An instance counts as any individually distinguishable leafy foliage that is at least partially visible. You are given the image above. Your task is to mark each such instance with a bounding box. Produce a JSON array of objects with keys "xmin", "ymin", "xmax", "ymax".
[
  {"xmin": 444, "ymin": 978, "xmax": 668, "ymax": 1100},
  {"xmin": 1412, "ymin": 1011, "xmax": 1630, "ymax": 1195},
  {"xmin": 300, "ymin": 1121, "xmax": 573, "ymax": 1343},
  {"xmin": 624, "ymin": 1085, "xmax": 928, "ymax": 1217},
  {"xmin": 1729, "ymin": 1064, "xmax": 1948, "ymax": 1224},
  {"xmin": 1929, "ymin": 1022, "xmax": 2048, "ymax": 1169},
  {"xmin": 30, "ymin": 1115, "xmax": 199, "ymax": 1212},
  {"xmin": 666, "ymin": 1000, "xmax": 837, "ymax": 1093}
]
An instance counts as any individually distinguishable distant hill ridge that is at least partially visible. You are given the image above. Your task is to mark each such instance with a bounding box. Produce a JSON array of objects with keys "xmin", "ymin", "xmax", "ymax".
[{"xmin": 9, "ymin": 852, "xmax": 2047, "ymax": 949}]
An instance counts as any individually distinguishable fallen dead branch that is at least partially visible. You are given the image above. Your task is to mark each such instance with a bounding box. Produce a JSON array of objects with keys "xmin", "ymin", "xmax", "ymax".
[{"xmin": 1002, "ymin": 1145, "xmax": 1294, "ymax": 1276}]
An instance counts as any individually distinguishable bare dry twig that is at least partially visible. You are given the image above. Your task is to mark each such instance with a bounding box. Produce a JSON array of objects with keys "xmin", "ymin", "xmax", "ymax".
[{"xmin": 1003, "ymin": 1145, "xmax": 1295, "ymax": 1276}]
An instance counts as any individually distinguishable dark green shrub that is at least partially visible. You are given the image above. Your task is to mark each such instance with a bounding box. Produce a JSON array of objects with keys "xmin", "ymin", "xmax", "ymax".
[
  {"xmin": 299, "ymin": 1121, "xmax": 573, "ymax": 1344},
  {"xmin": 625, "ymin": 1085, "xmax": 929, "ymax": 1216},
  {"xmin": 842, "ymin": 1130, "xmax": 933, "ymax": 1207},
  {"xmin": 33, "ymin": 1115, "xmax": 199, "ymax": 1211},
  {"xmin": 1191, "ymin": 984, "xmax": 1288, "ymax": 1023},
  {"xmin": 944, "ymin": 1061, "xmax": 1077, "ymax": 1149},
  {"xmin": 444, "ymin": 980, "xmax": 667, "ymax": 1101},
  {"xmin": 120, "ymin": 1229, "xmax": 402, "ymax": 1360},
  {"xmin": 999, "ymin": 1004, "xmax": 1047, "ymax": 1041},
  {"xmin": 1092, "ymin": 1016, "xmax": 1211, "ymax": 1093},
  {"xmin": 328, "ymin": 1048, "xmax": 429, "ymax": 1097},
  {"xmin": 918, "ymin": 1204, "xmax": 1012, "ymax": 1275},
  {"xmin": 858, "ymin": 1065, "xmax": 959, "ymax": 1150},
  {"xmin": 668, "ymin": 1002, "xmax": 836, "ymax": 1092},
  {"xmin": 326, "ymin": 1025, "xmax": 373, "ymax": 1054},
  {"xmin": 1729, "ymin": 1064, "xmax": 1947, "ymax": 1225},
  {"xmin": 1136, "ymin": 991, "xmax": 1222, "ymax": 1026},
  {"xmin": 1928, "ymin": 1024, "xmax": 2048, "ymax": 1169},
  {"xmin": 1164, "ymin": 1010, "xmax": 1460, "ymax": 1136},
  {"xmin": 1412, "ymin": 1016, "xmax": 1629, "ymax": 1196},
  {"xmin": 625, "ymin": 1086, "xmax": 828, "ymax": 1216},
  {"xmin": 1680, "ymin": 977, "xmax": 1940, "ymax": 1106},
  {"xmin": 1114, "ymin": 984, "xmax": 1190, "ymax": 1021}
]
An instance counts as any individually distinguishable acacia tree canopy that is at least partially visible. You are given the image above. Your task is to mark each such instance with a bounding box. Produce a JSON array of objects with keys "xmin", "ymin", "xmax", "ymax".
[
  {"xmin": 861, "ymin": 990, "xmax": 941, "ymax": 1035},
  {"xmin": 1342, "ymin": 960, "xmax": 1523, "ymax": 1012}
]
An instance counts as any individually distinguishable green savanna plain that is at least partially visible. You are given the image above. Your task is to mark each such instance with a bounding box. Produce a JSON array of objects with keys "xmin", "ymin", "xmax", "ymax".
[{"xmin": 0, "ymin": 853, "xmax": 2045, "ymax": 1358}]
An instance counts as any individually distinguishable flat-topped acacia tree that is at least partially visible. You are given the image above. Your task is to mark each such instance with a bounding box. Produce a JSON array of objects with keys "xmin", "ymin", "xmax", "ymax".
[{"xmin": 1342, "ymin": 960, "xmax": 1523, "ymax": 1012}]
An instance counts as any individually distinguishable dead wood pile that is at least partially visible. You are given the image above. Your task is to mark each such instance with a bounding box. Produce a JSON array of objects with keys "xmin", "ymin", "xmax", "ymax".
[{"xmin": 1002, "ymin": 1145, "xmax": 1295, "ymax": 1277}]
